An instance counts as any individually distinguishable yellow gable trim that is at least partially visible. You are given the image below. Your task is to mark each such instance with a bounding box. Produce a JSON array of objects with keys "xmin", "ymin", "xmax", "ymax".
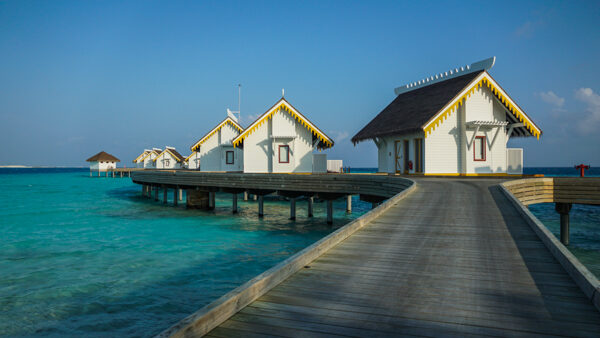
[
  {"xmin": 184, "ymin": 152, "xmax": 197, "ymax": 162},
  {"xmin": 153, "ymin": 149, "xmax": 183, "ymax": 163},
  {"xmin": 133, "ymin": 151, "xmax": 149, "ymax": 163},
  {"xmin": 191, "ymin": 118, "xmax": 244, "ymax": 151},
  {"xmin": 232, "ymin": 100, "xmax": 333, "ymax": 148},
  {"xmin": 139, "ymin": 151, "xmax": 158, "ymax": 162},
  {"xmin": 423, "ymin": 73, "xmax": 541, "ymax": 140}
]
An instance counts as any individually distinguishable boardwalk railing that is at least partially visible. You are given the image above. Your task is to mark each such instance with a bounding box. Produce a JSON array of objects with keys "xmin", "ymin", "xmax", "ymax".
[
  {"xmin": 500, "ymin": 178, "xmax": 600, "ymax": 312},
  {"xmin": 502, "ymin": 177, "xmax": 600, "ymax": 206},
  {"xmin": 131, "ymin": 171, "xmax": 411, "ymax": 198}
]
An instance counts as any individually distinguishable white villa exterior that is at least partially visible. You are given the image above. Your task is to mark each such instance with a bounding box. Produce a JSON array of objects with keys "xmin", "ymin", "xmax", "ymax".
[
  {"xmin": 133, "ymin": 149, "xmax": 150, "ymax": 168},
  {"xmin": 139, "ymin": 148, "xmax": 162, "ymax": 169},
  {"xmin": 352, "ymin": 57, "xmax": 541, "ymax": 176},
  {"xmin": 232, "ymin": 97, "xmax": 334, "ymax": 173},
  {"xmin": 190, "ymin": 116, "xmax": 244, "ymax": 172},
  {"xmin": 86, "ymin": 151, "xmax": 120, "ymax": 172},
  {"xmin": 154, "ymin": 147, "xmax": 185, "ymax": 169},
  {"xmin": 184, "ymin": 151, "xmax": 200, "ymax": 170}
]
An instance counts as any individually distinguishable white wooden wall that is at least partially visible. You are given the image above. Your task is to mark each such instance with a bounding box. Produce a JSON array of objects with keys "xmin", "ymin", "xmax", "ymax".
[
  {"xmin": 155, "ymin": 152, "xmax": 181, "ymax": 169},
  {"xmin": 199, "ymin": 123, "xmax": 242, "ymax": 172},
  {"xmin": 143, "ymin": 153, "xmax": 157, "ymax": 168},
  {"xmin": 89, "ymin": 161, "xmax": 117, "ymax": 171},
  {"xmin": 462, "ymin": 86, "xmax": 507, "ymax": 174},
  {"xmin": 243, "ymin": 109, "xmax": 314, "ymax": 173},
  {"xmin": 424, "ymin": 104, "xmax": 461, "ymax": 174}
]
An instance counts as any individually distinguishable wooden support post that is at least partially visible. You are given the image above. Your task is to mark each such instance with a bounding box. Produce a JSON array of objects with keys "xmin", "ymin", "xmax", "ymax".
[
  {"xmin": 163, "ymin": 187, "xmax": 168, "ymax": 204},
  {"xmin": 128, "ymin": 171, "xmax": 131, "ymax": 178},
  {"xmin": 308, "ymin": 197, "xmax": 313, "ymax": 217},
  {"xmin": 244, "ymin": 191, "xmax": 248, "ymax": 201},
  {"xmin": 120, "ymin": 171, "xmax": 123, "ymax": 178},
  {"xmin": 173, "ymin": 189, "xmax": 178, "ymax": 206},
  {"xmin": 208, "ymin": 191, "xmax": 215, "ymax": 210},
  {"xmin": 346, "ymin": 195, "xmax": 352, "ymax": 213},
  {"xmin": 555, "ymin": 203, "xmax": 572, "ymax": 245},
  {"xmin": 186, "ymin": 189, "xmax": 209, "ymax": 209},
  {"xmin": 98, "ymin": 171, "xmax": 101, "ymax": 177},
  {"xmin": 290, "ymin": 197, "xmax": 296, "ymax": 220},
  {"xmin": 258, "ymin": 195, "xmax": 264, "ymax": 218},
  {"xmin": 142, "ymin": 185, "xmax": 146, "ymax": 196},
  {"xmin": 153, "ymin": 186, "xmax": 158, "ymax": 201},
  {"xmin": 106, "ymin": 171, "xmax": 108, "ymax": 177},
  {"xmin": 253, "ymin": 194, "xmax": 257, "ymax": 201},
  {"xmin": 178, "ymin": 189, "xmax": 183, "ymax": 201},
  {"xmin": 112, "ymin": 171, "xmax": 115, "ymax": 178},
  {"xmin": 326, "ymin": 200, "xmax": 333, "ymax": 225},
  {"xmin": 90, "ymin": 171, "xmax": 92, "ymax": 177},
  {"xmin": 232, "ymin": 193, "xmax": 238, "ymax": 214}
]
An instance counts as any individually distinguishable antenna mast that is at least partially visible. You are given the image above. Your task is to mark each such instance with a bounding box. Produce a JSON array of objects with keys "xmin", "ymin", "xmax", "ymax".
[{"xmin": 227, "ymin": 84, "xmax": 242, "ymax": 122}]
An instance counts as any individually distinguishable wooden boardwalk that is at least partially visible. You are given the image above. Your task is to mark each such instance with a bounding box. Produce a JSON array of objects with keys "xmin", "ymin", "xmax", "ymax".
[{"xmin": 206, "ymin": 179, "xmax": 600, "ymax": 337}]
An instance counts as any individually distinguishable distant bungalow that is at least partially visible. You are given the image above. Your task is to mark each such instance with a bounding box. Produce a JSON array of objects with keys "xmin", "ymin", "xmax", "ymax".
[
  {"xmin": 86, "ymin": 151, "xmax": 120, "ymax": 175},
  {"xmin": 232, "ymin": 97, "xmax": 334, "ymax": 173},
  {"xmin": 351, "ymin": 57, "xmax": 541, "ymax": 176},
  {"xmin": 139, "ymin": 148, "xmax": 162, "ymax": 168},
  {"xmin": 190, "ymin": 114, "xmax": 244, "ymax": 172},
  {"xmin": 184, "ymin": 151, "xmax": 200, "ymax": 170},
  {"xmin": 132, "ymin": 149, "xmax": 151, "ymax": 168},
  {"xmin": 154, "ymin": 146, "xmax": 185, "ymax": 169}
]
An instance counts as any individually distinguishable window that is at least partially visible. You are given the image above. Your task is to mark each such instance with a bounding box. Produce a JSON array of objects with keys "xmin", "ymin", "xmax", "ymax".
[
  {"xmin": 474, "ymin": 136, "xmax": 486, "ymax": 161},
  {"xmin": 279, "ymin": 145, "xmax": 290, "ymax": 163},
  {"xmin": 226, "ymin": 151, "xmax": 234, "ymax": 164},
  {"xmin": 165, "ymin": 159, "xmax": 170, "ymax": 166}
]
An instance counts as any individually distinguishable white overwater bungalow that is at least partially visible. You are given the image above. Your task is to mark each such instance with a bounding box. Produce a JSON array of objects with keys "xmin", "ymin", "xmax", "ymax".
[
  {"xmin": 139, "ymin": 148, "xmax": 162, "ymax": 168},
  {"xmin": 232, "ymin": 97, "xmax": 334, "ymax": 173},
  {"xmin": 190, "ymin": 114, "xmax": 244, "ymax": 172},
  {"xmin": 154, "ymin": 146, "xmax": 185, "ymax": 169},
  {"xmin": 133, "ymin": 149, "xmax": 151, "ymax": 168},
  {"xmin": 86, "ymin": 151, "xmax": 120, "ymax": 175},
  {"xmin": 183, "ymin": 151, "xmax": 200, "ymax": 170},
  {"xmin": 351, "ymin": 57, "xmax": 542, "ymax": 176}
]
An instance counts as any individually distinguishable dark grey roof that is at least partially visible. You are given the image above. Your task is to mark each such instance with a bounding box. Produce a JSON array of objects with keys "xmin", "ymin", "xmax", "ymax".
[
  {"xmin": 166, "ymin": 148, "xmax": 185, "ymax": 162},
  {"xmin": 352, "ymin": 71, "xmax": 483, "ymax": 143}
]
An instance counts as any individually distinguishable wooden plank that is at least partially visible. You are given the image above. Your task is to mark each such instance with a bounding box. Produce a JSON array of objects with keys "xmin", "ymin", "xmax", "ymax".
[{"xmin": 152, "ymin": 176, "xmax": 600, "ymax": 337}]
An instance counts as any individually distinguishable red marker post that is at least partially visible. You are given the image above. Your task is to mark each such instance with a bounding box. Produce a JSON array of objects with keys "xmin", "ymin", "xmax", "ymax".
[{"xmin": 574, "ymin": 164, "xmax": 591, "ymax": 177}]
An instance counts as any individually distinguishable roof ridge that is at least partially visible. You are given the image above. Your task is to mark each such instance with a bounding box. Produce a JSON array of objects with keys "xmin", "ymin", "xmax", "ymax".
[{"xmin": 394, "ymin": 57, "xmax": 495, "ymax": 96}]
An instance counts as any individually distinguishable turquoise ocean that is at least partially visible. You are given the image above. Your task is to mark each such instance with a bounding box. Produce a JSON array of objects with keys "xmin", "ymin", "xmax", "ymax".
[{"xmin": 0, "ymin": 168, "xmax": 598, "ymax": 337}]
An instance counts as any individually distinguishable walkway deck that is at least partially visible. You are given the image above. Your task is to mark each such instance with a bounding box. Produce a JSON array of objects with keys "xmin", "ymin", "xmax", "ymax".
[{"xmin": 206, "ymin": 179, "xmax": 600, "ymax": 337}]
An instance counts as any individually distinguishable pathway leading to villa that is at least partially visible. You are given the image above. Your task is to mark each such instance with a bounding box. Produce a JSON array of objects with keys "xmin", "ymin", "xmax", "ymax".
[{"xmin": 206, "ymin": 178, "xmax": 600, "ymax": 337}]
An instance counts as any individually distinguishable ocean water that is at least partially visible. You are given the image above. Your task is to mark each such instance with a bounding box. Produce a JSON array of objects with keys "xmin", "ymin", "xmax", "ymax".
[
  {"xmin": 0, "ymin": 169, "xmax": 371, "ymax": 337},
  {"xmin": 523, "ymin": 167, "xmax": 600, "ymax": 278},
  {"xmin": 0, "ymin": 168, "xmax": 598, "ymax": 337}
]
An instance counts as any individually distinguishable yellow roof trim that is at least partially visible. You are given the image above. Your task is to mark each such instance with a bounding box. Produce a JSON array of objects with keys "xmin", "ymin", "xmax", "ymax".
[
  {"xmin": 422, "ymin": 72, "xmax": 542, "ymax": 140},
  {"xmin": 232, "ymin": 98, "xmax": 333, "ymax": 149},
  {"xmin": 139, "ymin": 150, "xmax": 159, "ymax": 162},
  {"xmin": 133, "ymin": 151, "xmax": 149, "ymax": 163},
  {"xmin": 153, "ymin": 149, "xmax": 183, "ymax": 163},
  {"xmin": 184, "ymin": 151, "xmax": 198, "ymax": 162},
  {"xmin": 190, "ymin": 117, "xmax": 244, "ymax": 151}
]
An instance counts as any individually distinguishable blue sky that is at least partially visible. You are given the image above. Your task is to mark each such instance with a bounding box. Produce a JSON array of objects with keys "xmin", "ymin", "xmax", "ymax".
[{"xmin": 1, "ymin": 0, "xmax": 599, "ymax": 167}]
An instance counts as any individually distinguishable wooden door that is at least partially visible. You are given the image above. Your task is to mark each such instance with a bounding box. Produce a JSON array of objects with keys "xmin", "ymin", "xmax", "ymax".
[{"xmin": 394, "ymin": 141, "xmax": 402, "ymax": 173}]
